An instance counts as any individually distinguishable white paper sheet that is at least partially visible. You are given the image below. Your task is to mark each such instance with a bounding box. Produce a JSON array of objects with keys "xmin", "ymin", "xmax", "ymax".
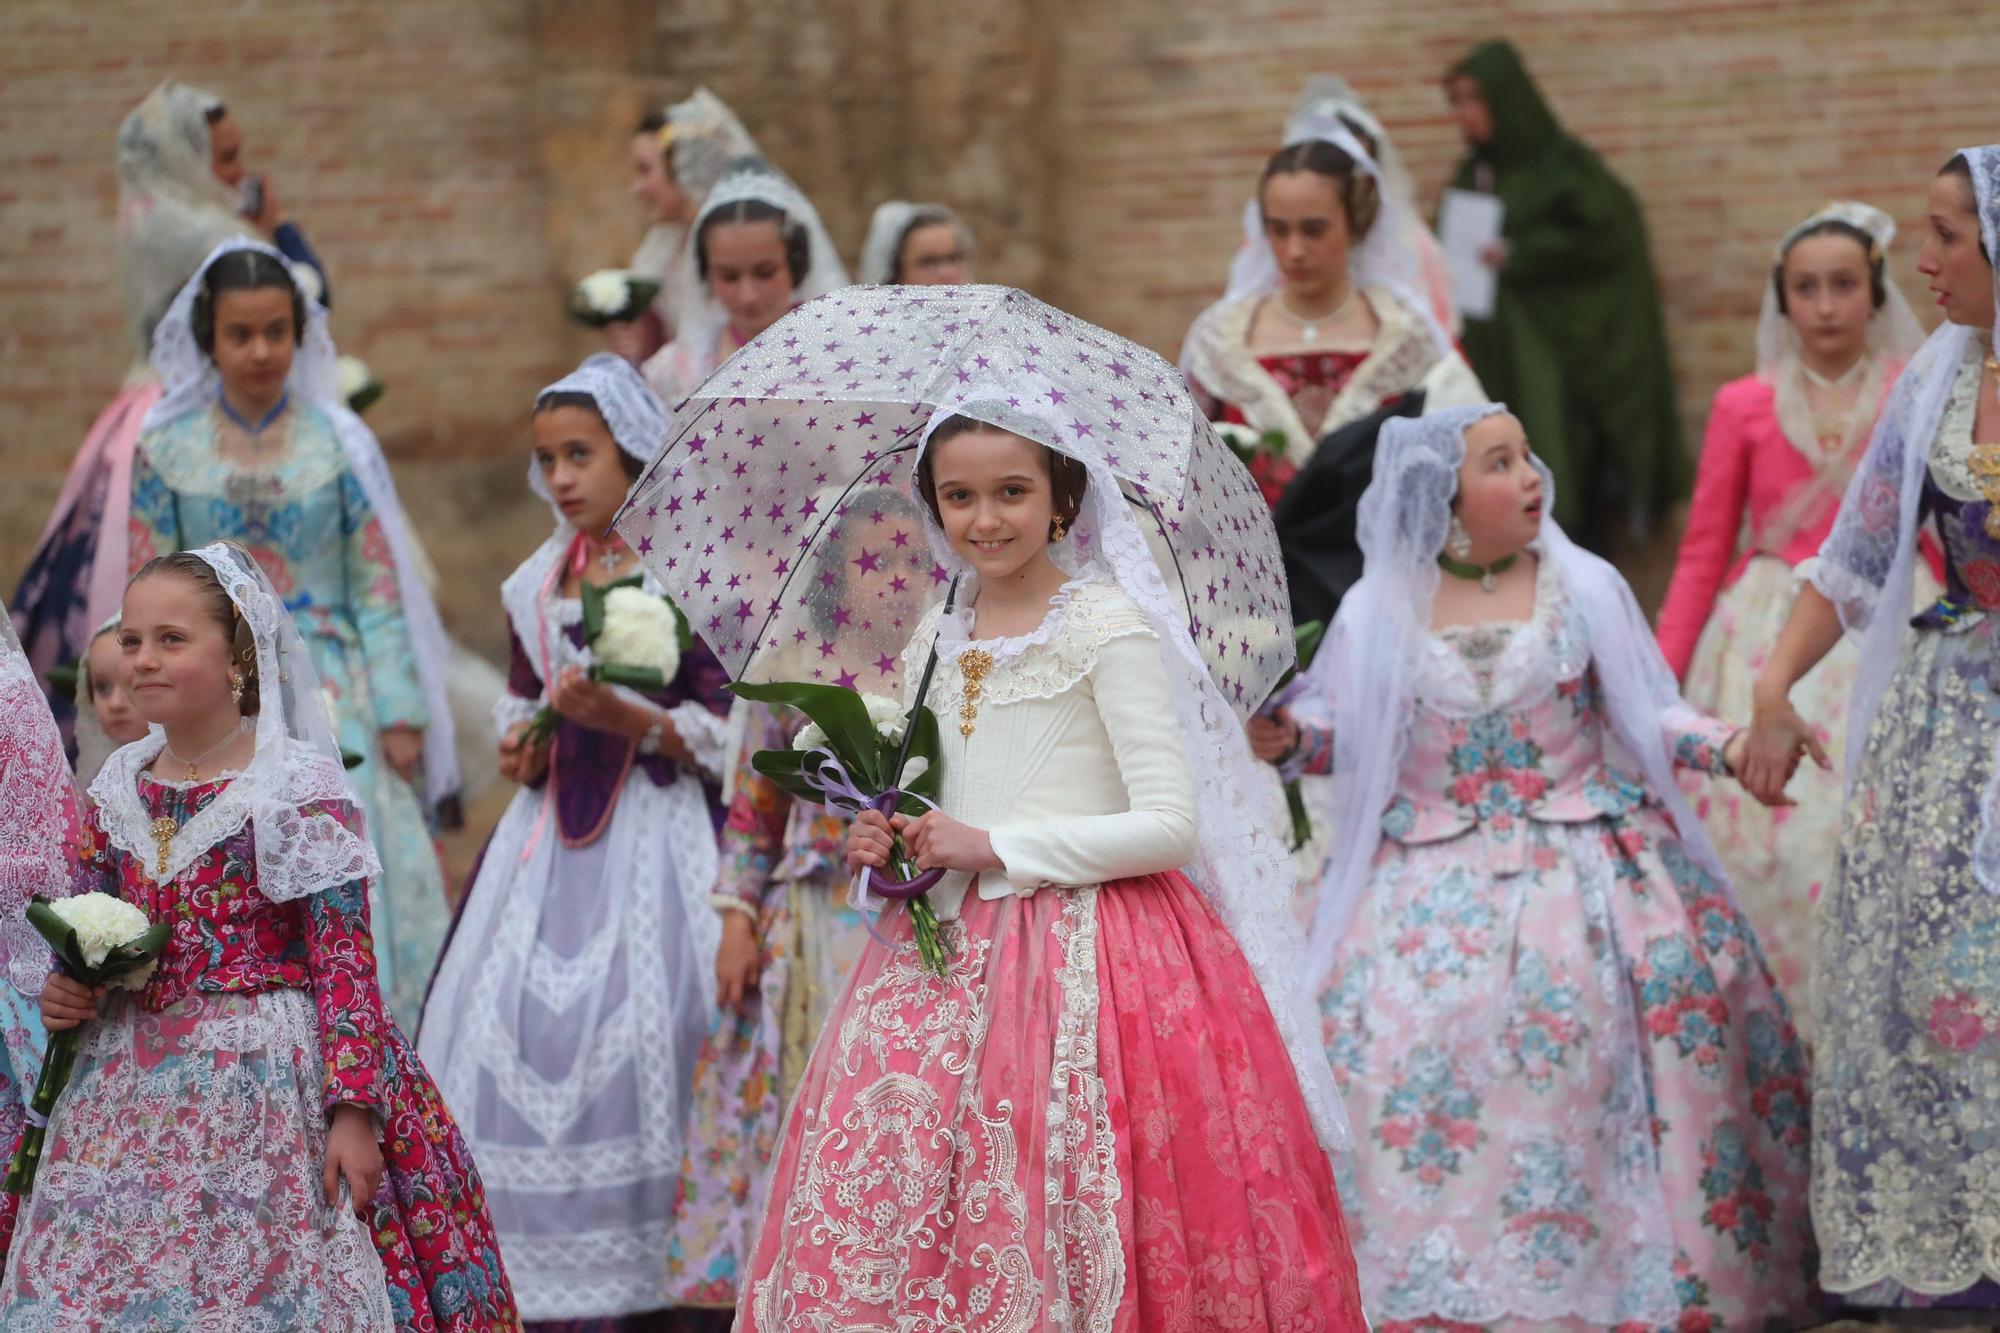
[{"xmin": 1437, "ymin": 188, "xmax": 1504, "ymax": 321}]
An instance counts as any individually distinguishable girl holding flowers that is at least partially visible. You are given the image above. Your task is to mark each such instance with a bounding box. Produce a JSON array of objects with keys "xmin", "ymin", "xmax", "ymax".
[
  {"xmin": 1, "ymin": 542, "xmax": 513, "ymax": 1329},
  {"xmin": 418, "ymin": 355, "xmax": 733, "ymax": 1329}
]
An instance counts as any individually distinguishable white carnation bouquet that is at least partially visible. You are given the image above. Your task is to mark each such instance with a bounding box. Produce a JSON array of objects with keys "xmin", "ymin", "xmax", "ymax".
[
  {"xmin": 4, "ymin": 893, "xmax": 169, "ymax": 1195},
  {"xmin": 567, "ymin": 268, "xmax": 663, "ymax": 328},
  {"xmin": 523, "ymin": 578, "xmax": 689, "ymax": 744},
  {"xmin": 1214, "ymin": 421, "xmax": 1287, "ymax": 469}
]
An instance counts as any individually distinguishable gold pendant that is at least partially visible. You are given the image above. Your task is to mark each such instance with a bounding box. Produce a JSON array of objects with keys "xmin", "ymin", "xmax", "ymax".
[
  {"xmin": 148, "ymin": 816, "xmax": 178, "ymax": 883},
  {"xmin": 956, "ymin": 649, "xmax": 993, "ymax": 739}
]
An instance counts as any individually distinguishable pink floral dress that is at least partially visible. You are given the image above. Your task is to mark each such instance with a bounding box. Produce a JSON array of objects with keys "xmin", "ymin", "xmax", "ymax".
[
  {"xmin": 1296, "ymin": 558, "xmax": 1814, "ymax": 1330},
  {"xmin": 0, "ymin": 773, "xmax": 516, "ymax": 1331}
]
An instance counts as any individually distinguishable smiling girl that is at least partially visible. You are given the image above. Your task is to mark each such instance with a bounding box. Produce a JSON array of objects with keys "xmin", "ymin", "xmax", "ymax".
[
  {"xmin": 641, "ymin": 159, "xmax": 848, "ymax": 406},
  {"xmin": 0, "ymin": 543, "xmax": 513, "ymax": 1329},
  {"xmin": 418, "ymin": 355, "xmax": 734, "ymax": 1328},
  {"xmin": 736, "ymin": 406, "xmax": 1367, "ymax": 1330},
  {"xmin": 1258, "ymin": 405, "xmax": 1813, "ymax": 1328}
]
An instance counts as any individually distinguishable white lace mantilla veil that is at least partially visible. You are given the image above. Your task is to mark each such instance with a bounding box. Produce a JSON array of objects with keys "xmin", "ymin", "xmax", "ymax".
[
  {"xmin": 906, "ymin": 388, "xmax": 1353, "ymax": 1153},
  {"xmin": 1756, "ymin": 202, "xmax": 1927, "ymax": 530},
  {"xmin": 90, "ymin": 543, "xmax": 379, "ymax": 915},
  {"xmin": 115, "ymin": 80, "xmax": 250, "ymax": 357},
  {"xmin": 1815, "ymin": 143, "xmax": 2000, "ymax": 892},
  {"xmin": 0, "ymin": 617, "xmax": 77, "ymax": 997},
  {"xmin": 1299, "ymin": 403, "xmax": 1741, "ymax": 987},
  {"xmin": 1179, "ymin": 88, "xmax": 1453, "ymax": 381},
  {"xmin": 667, "ymin": 158, "xmax": 850, "ymax": 352},
  {"xmin": 856, "ymin": 200, "xmax": 971, "ymax": 286},
  {"xmin": 140, "ymin": 237, "xmax": 462, "ymax": 809}
]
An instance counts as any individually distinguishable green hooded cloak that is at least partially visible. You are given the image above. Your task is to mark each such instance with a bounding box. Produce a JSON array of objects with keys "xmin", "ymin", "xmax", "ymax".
[{"xmin": 1448, "ymin": 40, "xmax": 1685, "ymax": 551}]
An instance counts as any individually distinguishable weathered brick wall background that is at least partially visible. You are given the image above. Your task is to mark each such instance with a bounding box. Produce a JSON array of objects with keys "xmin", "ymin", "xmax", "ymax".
[{"xmin": 5, "ymin": 0, "xmax": 1996, "ymax": 656}]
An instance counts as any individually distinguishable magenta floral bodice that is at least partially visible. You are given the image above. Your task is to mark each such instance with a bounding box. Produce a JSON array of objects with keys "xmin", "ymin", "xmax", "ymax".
[{"xmin": 1301, "ymin": 558, "xmax": 1735, "ymax": 871}]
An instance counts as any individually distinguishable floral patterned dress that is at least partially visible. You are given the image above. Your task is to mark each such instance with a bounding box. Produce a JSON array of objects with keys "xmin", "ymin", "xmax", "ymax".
[
  {"xmin": 1298, "ymin": 557, "xmax": 1814, "ymax": 1330},
  {"xmin": 665, "ymin": 700, "xmax": 866, "ymax": 1309},
  {"xmin": 1812, "ymin": 341, "xmax": 2000, "ymax": 1313},
  {"xmin": 0, "ymin": 767, "xmax": 515, "ymax": 1331},
  {"xmin": 127, "ymin": 401, "xmax": 449, "ymax": 1027}
]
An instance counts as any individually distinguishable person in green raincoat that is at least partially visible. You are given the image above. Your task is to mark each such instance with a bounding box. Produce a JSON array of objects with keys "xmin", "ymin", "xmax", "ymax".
[{"xmin": 1444, "ymin": 39, "xmax": 1685, "ymax": 554}]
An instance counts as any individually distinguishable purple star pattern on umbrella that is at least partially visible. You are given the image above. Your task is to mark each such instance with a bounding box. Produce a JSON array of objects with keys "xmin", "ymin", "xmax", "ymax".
[{"xmin": 613, "ymin": 285, "xmax": 1294, "ymax": 715}]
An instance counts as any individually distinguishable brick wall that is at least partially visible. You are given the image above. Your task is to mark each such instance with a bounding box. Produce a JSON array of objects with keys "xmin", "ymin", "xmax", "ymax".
[{"xmin": 4, "ymin": 0, "xmax": 1996, "ymax": 652}]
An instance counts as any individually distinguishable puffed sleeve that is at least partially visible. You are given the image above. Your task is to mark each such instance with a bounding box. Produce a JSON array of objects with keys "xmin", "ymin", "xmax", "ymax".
[
  {"xmin": 126, "ymin": 443, "xmax": 181, "ymax": 572},
  {"xmin": 1655, "ymin": 384, "xmax": 1754, "ymax": 678},
  {"xmin": 339, "ymin": 472, "xmax": 428, "ymax": 733},
  {"xmin": 302, "ymin": 801, "xmax": 389, "ymax": 1112},
  {"xmin": 493, "ymin": 626, "xmax": 543, "ymax": 741},
  {"xmin": 986, "ymin": 629, "xmax": 1198, "ymax": 891}
]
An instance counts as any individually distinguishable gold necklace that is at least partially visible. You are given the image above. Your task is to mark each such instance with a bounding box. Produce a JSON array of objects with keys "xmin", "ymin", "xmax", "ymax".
[
  {"xmin": 956, "ymin": 649, "xmax": 993, "ymax": 738},
  {"xmin": 161, "ymin": 720, "xmax": 247, "ymax": 783}
]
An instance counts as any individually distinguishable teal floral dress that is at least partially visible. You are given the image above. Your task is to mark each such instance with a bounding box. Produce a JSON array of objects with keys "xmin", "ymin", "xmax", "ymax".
[{"xmin": 127, "ymin": 400, "xmax": 448, "ymax": 1024}]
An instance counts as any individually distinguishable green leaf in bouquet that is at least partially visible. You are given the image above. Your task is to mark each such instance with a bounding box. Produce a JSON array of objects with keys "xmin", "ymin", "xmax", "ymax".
[
  {"xmin": 84, "ymin": 923, "xmax": 171, "ymax": 987},
  {"xmin": 747, "ymin": 747, "xmax": 834, "ymax": 808},
  {"xmin": 884, "ymin": 704, "xmax": 942, "ymax": 812},
  {"xmin": 45, "ymin": 660, "xmax": 81, "ymax": 697},
  {"xmin": 1257, "ymin": 428, "xmax": 1288, "ymax": 458},
  {"xmin": 24, "ymin": 900, "xmax": 83, "ymax": 976},
  {"xmin": 1294, "ymin": 619, "xmax": 1326, "ymax": 671},
  {"xmin": 593, "ymin": 662, "xmax": 669, "ymax": 693},
  {"xmin": 730, "ymin": 681, "xmax": 886, "ymax": 790},
  {"xmin": 579, "ymin": 575, "xmax": 646, "ymax": 643},
  {"xmin": 347, "ymin": 380, "xmax": 384, "ymax": 415}
]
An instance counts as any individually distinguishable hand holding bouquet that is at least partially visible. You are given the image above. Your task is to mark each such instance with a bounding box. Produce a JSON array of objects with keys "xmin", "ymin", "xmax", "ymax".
[
  {"xmin": 731, "ymin": 681, "xmax": 952, "ymax": 976},
  {"xmin": 568, "ymin": 269, "xmax": 663, "ymax": 328},
  {"xmin": 525, "ymin": 579, "xmax": 690, "ymax": 745},
  {"xmin": 1258, "ymin": 620, "xmax": 1326, "ymax": 852},
  {"xmin": 5, "ymin": 894, "xmax": 169, "ymax": 1195}
]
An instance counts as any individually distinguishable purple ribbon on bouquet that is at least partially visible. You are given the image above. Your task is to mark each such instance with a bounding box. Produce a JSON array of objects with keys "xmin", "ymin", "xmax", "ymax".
[{"xmin": 793, "ymin": 748, "xmax": 945, "ymax": 925}]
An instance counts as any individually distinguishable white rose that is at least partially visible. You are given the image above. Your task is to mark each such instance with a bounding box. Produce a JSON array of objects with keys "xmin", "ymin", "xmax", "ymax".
[
  {"xmin": 595, "ymin": 586, "xmax": 683, "ymax": 680},
  {"xmin": 577, "ymin": 269, "xmax": 633, "ymax": 318},
  {"xmin": 49, "ymin": 892, "xmax": 152, "ymax": 970},
  {"xmin": 861, "ymin": 692, "xmax": 907, "ymax": 742},
  {"xmin": 791, "ymin": 720, "xmax": 829, "ymax": 752},
  {"xmin": 289, "ymin": 260, "xmax": 325, "ymax": 307},
  {"xmin": 336, "ymin": 355, "xmax": 374, "ymax": 403},
  {"xmin": 1213, "ymin": 422, "xmax": 1259, "ymax": 451}
]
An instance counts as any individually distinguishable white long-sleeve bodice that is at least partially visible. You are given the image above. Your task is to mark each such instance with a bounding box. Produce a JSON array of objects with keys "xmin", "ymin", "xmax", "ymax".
[{"xmin": 906, "ymin": 578, "xmax": 1198, "ymax": 918}]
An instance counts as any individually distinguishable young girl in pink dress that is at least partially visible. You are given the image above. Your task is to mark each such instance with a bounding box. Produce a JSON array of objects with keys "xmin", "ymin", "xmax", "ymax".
[
  {"xmin": 735, "ymin": 407, "xmax": 1367, "ymax": 1331},
  {"xmin": 2, "ymin": 543, "xmax": 515, "ymax": 1330},
  {"xmin": 1654, "ymin": 203, "xmax": 1932, "ymax": 1036}
]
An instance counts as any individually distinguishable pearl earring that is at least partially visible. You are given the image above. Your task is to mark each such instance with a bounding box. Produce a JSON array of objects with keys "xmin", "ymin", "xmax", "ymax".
[
  {"xmin": 229, "ymin": 672, "xmax": 245, "ymax": 704},
  {"xmin": 1447, "ymin": 514, "xmax": 1474, "ymax": 561}
]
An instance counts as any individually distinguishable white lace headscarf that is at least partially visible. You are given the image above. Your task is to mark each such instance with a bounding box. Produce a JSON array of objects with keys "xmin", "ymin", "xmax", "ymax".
[
  {"xmin": 668, "ymin": 159, "xmax": 850, "ymax": 348},
  {"xmin": 908, "ymin": 388, "xmax": 1353, "ymax": 1153},
  {"xmin": 91, "ymin": 543, "xmax": 379, "ymax": 914},
  {"xmin": 1301, "ymin": 404, "xmax": 1739, "ymax": 985},
  {"xmin": 0, "ymin": 616, "xmax": 78, "ymax": 995},
  {"xmin": 140, "ymin": 237, "xmax": 462, "ymax": 808},
  {"xmin": 1219, "ymin": 106, "xmax": 1451, "ymax": 351},
  {"xmin": 1759, "ymin": 201, "xmax": 1927, "ymax": 458},
  {"xmin": 115, "ymin": 80, "xmax": 249, "ymax": 355},
  {"xmin": 527, "ymin": 353, "xmax": 669, "ymax": 516},
  {"xmin": 857, "ymin": 200, "xmax": 972, "ymax": 285},
  {"xmin": 1814, "ymin": 144, "xmax": 2000, "ymax": 891},
  {"xmin": 661, "ymin": 88, "xmax": 761, "ymax": 200}
]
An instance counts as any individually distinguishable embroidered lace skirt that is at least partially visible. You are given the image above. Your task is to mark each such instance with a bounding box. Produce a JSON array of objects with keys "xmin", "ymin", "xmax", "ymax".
[
  {"xmin": 1318, "ymin": 813, "xmax": 1815, "ymax": 1330},
  {"xmin": 1813, "ymin": 617, "xmax": 2000, "ymax": 1311},
  {"xmin": 739, "ymin": 871, "xmax": 1366, "ymax": 1332}
]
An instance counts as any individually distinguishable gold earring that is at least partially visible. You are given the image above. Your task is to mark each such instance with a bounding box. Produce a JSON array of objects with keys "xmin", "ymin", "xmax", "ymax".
[
  {"xmin": 1050, "ymin": 514, "xmax": 1068, "ymax": 544},
  {"xmin": 229, "ymin": 672, "xmax": 244, "ymax": 704}
]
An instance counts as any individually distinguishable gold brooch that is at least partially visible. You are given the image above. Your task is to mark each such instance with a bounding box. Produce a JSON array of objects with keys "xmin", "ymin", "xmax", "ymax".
[
  {"xmin": 956, "ymin": 649, "xmax": 993, "ymax": 739},
  {"xmin": 148, "ymin": 816, "xmax": 178, "ymax": 884}
]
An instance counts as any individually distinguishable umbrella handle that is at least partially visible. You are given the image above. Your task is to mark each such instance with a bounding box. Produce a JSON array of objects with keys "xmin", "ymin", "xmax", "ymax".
[{"xmin": 888, "ymin": 574, "xmax": 959, "ymax": 785}]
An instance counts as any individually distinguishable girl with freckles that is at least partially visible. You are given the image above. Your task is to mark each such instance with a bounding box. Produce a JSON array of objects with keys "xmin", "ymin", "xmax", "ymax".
[
  {"xmin": 0, "ymin": 543, "xmax": 513, "ymax": 1329},
  {"xmin": 736, "ymin": 409, "xmax": 1368, "ymax": 1331},
  {"xmin": 1256, "ymin": 404, "xmax": 1813, "ymax": 1328}
]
